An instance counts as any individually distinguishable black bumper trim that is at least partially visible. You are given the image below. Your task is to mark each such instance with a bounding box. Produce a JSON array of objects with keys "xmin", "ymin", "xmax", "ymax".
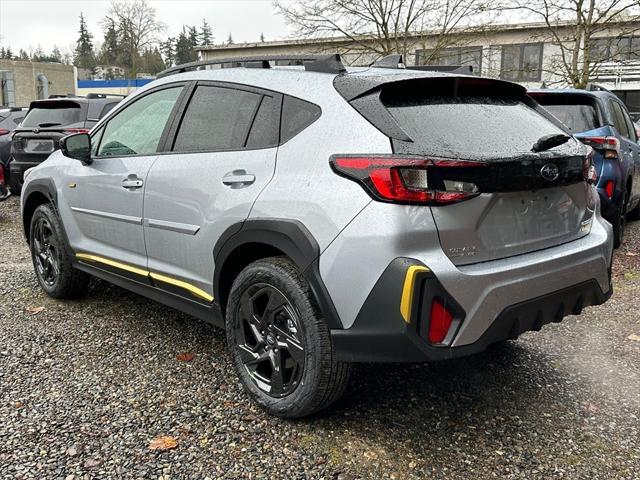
[{"xmin": 331, "ymin": 258, "xmax": 612, "ymax": 363}]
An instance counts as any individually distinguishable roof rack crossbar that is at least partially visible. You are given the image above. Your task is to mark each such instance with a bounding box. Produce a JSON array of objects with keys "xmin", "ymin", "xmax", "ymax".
[
  {"xmin": 370, "ymin": 54, "xmax": 406, "ymax": 69},
  {"xmin": 157, "ymin": 54, "xmax": 347, "ymax": 78}
]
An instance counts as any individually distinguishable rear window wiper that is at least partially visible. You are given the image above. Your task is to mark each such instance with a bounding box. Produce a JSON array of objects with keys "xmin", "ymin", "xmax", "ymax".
[
  {"xmin": 531, "ymin": 133, "xmax": 571, "ymax": 152},
  {"xmin": 37, "ymin": 122, "xmax": 62, "ymax": 128}
]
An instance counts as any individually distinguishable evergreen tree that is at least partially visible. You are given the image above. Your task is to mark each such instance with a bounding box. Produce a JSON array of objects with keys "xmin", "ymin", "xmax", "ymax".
[
  {"xmin": 200, "ymin": 19, "xmax": 213, "ymax": 45},
  {"xmin": 187, "ymin": 25, "xmax": 199, "ymax": 46},
  {"xmin": 0, "ymin": 47, "xmax": 6, "ymax": 59},
  {"xmin": 51, "ymin": 46, "xmax": 62, "ymax": 63},
  {"xmin": 174, "ymin": 28, "xmax": 197, "ymax": 65},
  {"xmin": 74, "ymin": 12, "xmax": 96, "ymax": 68},
  {"xmin": 227, "ymin": 33, "xmax": 233, "ymax": 44},
  {"xmin": 260, "ymin": 33, "xmax": 265, "ymax": 42},
  {"xmin": 100, "ymin": 18, "xmax": 119, "ymax": 65},
  {"xmin": 19, "ymin": 49, "xmax": 29, "ymax": 61},
  {"xmin": 32, "ymin": 45, "xmax": 45, "ymax": 62},
  {"xmin": 5, "ymin": 47, "xmax": 13, "ymax": 59},
  {"xmin": 159, "ymin": 37, "xmax": 175, "ymax": 67},
  {"xmin": 141, "ymin": 47, "xmax": 166, "ymax": 74}
]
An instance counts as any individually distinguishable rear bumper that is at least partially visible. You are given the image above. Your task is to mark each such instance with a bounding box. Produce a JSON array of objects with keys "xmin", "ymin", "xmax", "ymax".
[{"xmin": 331, "ymin": 217, "xmax": 613, "ymax": 363}]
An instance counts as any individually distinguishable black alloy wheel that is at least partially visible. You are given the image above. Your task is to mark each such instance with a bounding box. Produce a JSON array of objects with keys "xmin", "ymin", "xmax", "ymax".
[
  {"xmin": 32, "ymin": 216, "xmax": 60, "ymax": 287},
  {"xmin": 234, "ymin": 283, "xmax": 305, "ymax": 398}
]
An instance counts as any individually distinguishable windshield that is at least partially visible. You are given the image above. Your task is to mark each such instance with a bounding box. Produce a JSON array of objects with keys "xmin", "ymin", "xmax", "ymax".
[{"xmin": 22, "ymin": 102, "xmax": 83, "ymax": 128}]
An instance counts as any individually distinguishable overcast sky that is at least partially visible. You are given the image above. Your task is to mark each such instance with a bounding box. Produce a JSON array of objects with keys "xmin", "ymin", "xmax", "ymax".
[{"xmin": 0, "ymin": 0, "xmax": 293, "ymax": 55}]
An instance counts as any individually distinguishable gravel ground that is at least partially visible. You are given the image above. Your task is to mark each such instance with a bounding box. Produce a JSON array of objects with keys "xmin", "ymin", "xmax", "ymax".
[{"xmin": 1, "ymin": 195, "xmax": 639, "ymax": 479}]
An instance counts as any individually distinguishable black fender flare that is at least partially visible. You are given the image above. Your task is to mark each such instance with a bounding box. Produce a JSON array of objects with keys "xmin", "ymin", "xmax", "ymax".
[
  {"xmin": 213, "ymin": 219, "xmax": 343, "ymax": 329},
  {"xmin": 21, "ymin": 178, "xmax": 58, "ymax": 240}
]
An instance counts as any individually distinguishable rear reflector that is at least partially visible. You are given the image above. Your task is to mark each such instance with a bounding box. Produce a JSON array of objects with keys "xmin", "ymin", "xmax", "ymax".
[
  {"xmin": 604, "ymin": 180, "xmax": 615, "ymax": 199},
  {"xmin": 428, "ymin": 298, "xmax": 453, "ymax": 344},
  {"xmin": 330, "ymin": 155, "xmax": 485, "ymax": 205},
  {"xmin": 579, "ymin": 136, "xmax": 620, "ymax": 159}
]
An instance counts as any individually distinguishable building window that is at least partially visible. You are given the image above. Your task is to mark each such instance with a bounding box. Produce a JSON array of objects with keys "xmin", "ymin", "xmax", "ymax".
[
  {"xmin": 591, "ymin": 37, "xmax": 640, "ymax": 62},
  {"xmin": 415, "ymin": 46, "xmax": 483, "ymax": 74},
  {"xmin": 500, "ymin": 43, "xmax": 543, "ymax": 82}
]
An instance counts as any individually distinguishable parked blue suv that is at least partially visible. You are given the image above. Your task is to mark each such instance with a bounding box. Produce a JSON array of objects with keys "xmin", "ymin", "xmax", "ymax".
[{"xmin": 530, "ymin": 87, "xmax": 640, "ymax": 247}]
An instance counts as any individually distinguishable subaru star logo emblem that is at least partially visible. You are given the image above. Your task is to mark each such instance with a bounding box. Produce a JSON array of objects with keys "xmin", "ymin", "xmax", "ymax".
[{"xmin": 540, "ymin": 163, "xmax": 559, "ymax": 181}]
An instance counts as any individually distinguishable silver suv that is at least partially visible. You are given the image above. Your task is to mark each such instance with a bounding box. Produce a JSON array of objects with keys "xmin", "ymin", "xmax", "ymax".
[{"xmin": 20, "ymin": 55, "xmax": 613, "ymax": 418}]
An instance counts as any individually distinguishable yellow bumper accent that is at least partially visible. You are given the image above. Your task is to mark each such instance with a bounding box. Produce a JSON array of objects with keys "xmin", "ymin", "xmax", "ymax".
[
  {"xmin": 400, "ymin": 265, "xmax": 430, "ymax": 323},
  {"xmin": 75, "ymin": 253, "xmax": 214, "ymax": 303}
]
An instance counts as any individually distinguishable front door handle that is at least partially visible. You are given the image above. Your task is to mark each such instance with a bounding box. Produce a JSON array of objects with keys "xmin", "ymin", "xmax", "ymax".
[
  {"xmin": 222, "ymin": 169, "xmax": 255, "ymax": 188},
  {"xmin": 122, "ymin": 174, "xmax": 143, "ymax": 189}
]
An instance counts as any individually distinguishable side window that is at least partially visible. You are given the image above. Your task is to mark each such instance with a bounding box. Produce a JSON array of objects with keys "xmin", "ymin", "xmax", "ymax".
[
  {"xmin": 246, "ymin": 95, "xmax": 279, "ymax": 148},
  {"xmin": 620, "ymin": 104, "xmax": 637, "ymax": 142},
  {"xmin": 173, "ymin": 86, "xmax": 262, "ymax": 152},
  {"xmin": 97, "ymin": 86, "xmax": 183, "ymax": 157},
  {"xmin": 99, "ymin": 102, "xmax": 119, "ymax": 119},
  {"xmin": 280, "ymin": 96, "xmax": 321, "ymax": 143},
  {"xmin": 90, "ymin": 127, "xmax": 104, "ymax": 157},
  {"xmin": 610, "ymin": 101, "xmax": 631, "ymax": 139}
]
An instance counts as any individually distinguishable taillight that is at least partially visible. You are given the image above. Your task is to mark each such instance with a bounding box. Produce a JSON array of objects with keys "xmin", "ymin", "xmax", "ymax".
[
  {"xmin": 583, "ymin": 149, "xmax": 597, "ymax": 184},
  {"xmin": 0, "ymin": 163, "xmax": 5, "ymax": 186},
  {"xmin": 604, "ymin": 180, "xmax": 615, "ymax": 199},
  {"xmin": 330, "ymin": 155, "xmax": 486, "ymax": 205},
  {"xmin": 64, "ymin": 128, "xmax": 90, "ymax": 134},
  {"xmin": 579, "ymin": 136, "xmax": 620, "ymax": 159},
  {"xmin": 428, "ymin": 298, "xmax": 453, "ymax": 344},
  {"xmin": 0, "ymin": 128, "xmax": 10, "ymax": 136}
]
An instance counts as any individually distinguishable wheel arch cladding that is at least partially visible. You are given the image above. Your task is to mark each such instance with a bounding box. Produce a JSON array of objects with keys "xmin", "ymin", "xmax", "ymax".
[
  {"xmin": 213, "ymin": 219, "xmax": 343, "ymax": 329},
  {"xmin": 22, "ymin": 179, "xmax": 58, "ymax": 242}
]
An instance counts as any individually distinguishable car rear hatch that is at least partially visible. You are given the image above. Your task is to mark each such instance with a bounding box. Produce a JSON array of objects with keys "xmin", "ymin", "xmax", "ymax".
[
  {"xmin": 335, "ymin": 73, "xmax": 595, "ymax": 266},
  {"xmin": 11, "ymin": 99, "xmax": 88, "ymax": 164}
]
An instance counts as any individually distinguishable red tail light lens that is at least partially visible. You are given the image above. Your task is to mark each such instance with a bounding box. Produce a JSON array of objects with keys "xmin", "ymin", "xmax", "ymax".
[
  {"xmin": 330, "ymin": 155, "xmax": 486, "ymax": 205},
  {"xmin": 428, "ymin": 298, "xmax": 453, "ymax": 344},
  {"xmin": 0, "ymin": 128, "xmax": 10, "ymax": 136},
  {"xmin": 604, "ymin": 180, "xmax": 615, "ymax": 199},
  {"xmin": 64, "ymin": 128, "xmax": 90, "ymax": 135},
  {"xmin": 583, "ymin": 150, "xmax": 597, "ymax": 184},
  {"xmin": 579, "ymin": 136, "xmax": 620, "ymax": 159},
  {"xmin": 0, "ymin": 163, "xmax": 5, "ymax": 186}
]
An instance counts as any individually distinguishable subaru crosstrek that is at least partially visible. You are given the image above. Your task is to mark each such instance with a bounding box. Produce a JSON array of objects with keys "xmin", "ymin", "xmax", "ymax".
[
  {"xmin": 20, "ymin": 55, "xmax": 613, "ymax": 418},
  {"xmin": 529, "ymin": 87, "xmax": 640, "ymax": 247}
]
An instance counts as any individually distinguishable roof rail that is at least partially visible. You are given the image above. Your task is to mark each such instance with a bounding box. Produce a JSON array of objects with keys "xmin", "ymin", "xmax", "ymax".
[
  {"xmin": 157, "ymin": 54, "xmax": 347, "ymax": 78},
  {"xmin": 369, "ymin": 55, "xmax": 474, "ymax": 75},
  {"xmin": 85, "ymin": 93, "xmax": 127, "ymax": 99},
  {"xmin": 585, "ymin": 83, "xmax": 610, "ymax": 92}
]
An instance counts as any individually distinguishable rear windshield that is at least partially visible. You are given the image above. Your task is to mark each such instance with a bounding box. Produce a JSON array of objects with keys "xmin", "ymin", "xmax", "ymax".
[
  {"xmin": 22, "ymin": 101, "xmax": 83, "ymax": 128},
  {"xmin": 530, "ymin": 95, "xmax": 600, "ymax": 133},
  {"xmin": 385, "ymin": 95, "xmax": 568, "ymax": 158}
]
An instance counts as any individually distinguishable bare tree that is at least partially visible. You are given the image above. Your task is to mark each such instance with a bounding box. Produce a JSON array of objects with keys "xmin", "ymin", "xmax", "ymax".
[
  {"xmin": 274, "ymin": 0, "xmax": 493, "ymax": 64},
  {"xmin": 502, "ymin": 0, "xmax": 640, "ymax": 88},
  {"xmin": 103, "ymin": 0, "xmax": 166, "ymax": 75}
]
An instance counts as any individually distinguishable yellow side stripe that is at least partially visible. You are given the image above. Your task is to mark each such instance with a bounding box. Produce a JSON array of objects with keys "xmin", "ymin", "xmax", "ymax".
[
  {"xmin": 149, "ymin": 272, "xmax": 214, "ymax": 302},
  {"xmin": 400, "ymin": 265, "xmax": 430, "ymax": 323},
  {"xmin": 75, "ymin": 253, "xmax": 214, "ymax": 303},
  {"xmin": 76, "ymin": 253, "xmax": 150, "ymax": 277}
]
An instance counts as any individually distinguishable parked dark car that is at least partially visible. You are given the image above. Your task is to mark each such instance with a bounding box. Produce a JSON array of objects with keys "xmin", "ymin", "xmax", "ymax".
[
  {"xmin": 9, "ymin": 94, "xmax": 123, "ymax": 195},
  {"xmin": 0, "ymin": 107, "xmax": 28, "ymax": 201},
  {"xmin": 530, "ymin": 87, "xmax": 640, "ymax": 247}
]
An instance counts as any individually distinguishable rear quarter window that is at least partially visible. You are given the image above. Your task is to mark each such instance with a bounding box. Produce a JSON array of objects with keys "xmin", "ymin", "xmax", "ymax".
[{"xmin": 280, "ymin": 96, "xmax": 321, "ymax": 143}]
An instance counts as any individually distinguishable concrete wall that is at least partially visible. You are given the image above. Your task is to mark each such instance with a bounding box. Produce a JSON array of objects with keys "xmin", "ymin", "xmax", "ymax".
[{"xmin": 0, "ymin": 60, "xmax": 76, "ymax": 107}]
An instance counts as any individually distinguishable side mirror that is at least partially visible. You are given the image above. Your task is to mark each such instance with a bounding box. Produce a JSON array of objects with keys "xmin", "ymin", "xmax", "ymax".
[{"xmin": 60, "ymin": 133, "xmax": 92, "ymax": 164}]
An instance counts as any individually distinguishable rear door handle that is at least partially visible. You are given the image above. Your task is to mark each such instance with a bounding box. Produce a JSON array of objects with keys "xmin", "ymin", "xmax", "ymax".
[
  {"xmin": 122, "ymin": 175, "xmax": 143, "ymax": 189},
  {"xmin": 222, "ymin": 170, "xmax": 255, "ymax": 188}
]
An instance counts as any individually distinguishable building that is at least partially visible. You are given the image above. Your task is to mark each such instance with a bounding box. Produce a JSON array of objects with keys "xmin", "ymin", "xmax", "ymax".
[
  {"xmin": 0, "ymin": 59, "xmax": 76, "ymax": 107},
  {"xmin": 196, "ymin": 21, "xmax": 640, "ymax": 118},
  {"xmin": 76, "ymin": 78, "xmax": 154, "ymax": 97}
]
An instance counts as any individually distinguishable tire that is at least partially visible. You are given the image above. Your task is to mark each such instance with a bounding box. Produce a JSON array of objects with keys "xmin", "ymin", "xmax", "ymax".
[
  {"xmin": 628, "ymin": 200, "xmax": 640, "ymax": 222},
  {"xmin": 29, "ymin": 203, "xmax": 89, "ymax": 299},
  {"xmin": 612, "ymin": 193, "xmax": 627, "ymax": 249},
  {"xmin": 9, "ymin": 175, "xmax": 22, "ymax": 196},
  {"xmin": 225, "ymin": 257, "xmax": 351, "ymax": 418}
]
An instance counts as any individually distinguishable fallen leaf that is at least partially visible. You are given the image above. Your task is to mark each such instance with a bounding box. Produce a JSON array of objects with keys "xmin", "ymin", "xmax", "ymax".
[
  {"xmin": 625, "ymin": 252, "xmax": 638, "ymax": 257},
  {"xmin": 628, "ymin": 334, "xmax": 640, "ymax": 342},
  {"xmin": 176, "ymin": 352, "xmax": 195, "ymax": 362},
  {"xmin": 148, "ymin": 435, "xmax": 178, "ymax": 451},
  {"xmin": 582, "ymin": 403, "xmax": 599, "ymax": 413},
  {"xmin": 13, "ymin": 401, "xmax": 23, "ymax": 409},
  {"xmin": 26, "ymin": 306, "xmax": 45, "ymax": 315}
]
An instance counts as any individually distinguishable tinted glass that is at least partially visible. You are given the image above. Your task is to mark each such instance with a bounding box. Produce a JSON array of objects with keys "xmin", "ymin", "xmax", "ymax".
[
  {"xmin": 280, "ymin": 96, "xmax": 321, "ymax": 143},
  {"xmin": 98, "ymin": 87, "xmax": 182, "ymax": 157},
  {"xmin": 610, "ymin": 101, "xmax": 631, "ymax": 139},
  {"xmin": 246, "ymin": 96, "xmax": 278, "ymax": 148},
  {"xmin": 22, "ymin": 102, "xmax": 83, "ymax": 127},
  {"xmin": 386, "ymin": 96, "xmax": 567, "ymax": 158},
  {"xmin": 99, "ymin": 102, "xmax": 119, "ymax": 119},
  {"xmin": 174, "ymin": 86, "xmax": 262, "ymax": 152},
  {"xmin": 539, "ymin": 104, "xmax": 599, "ymax": 132}
]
